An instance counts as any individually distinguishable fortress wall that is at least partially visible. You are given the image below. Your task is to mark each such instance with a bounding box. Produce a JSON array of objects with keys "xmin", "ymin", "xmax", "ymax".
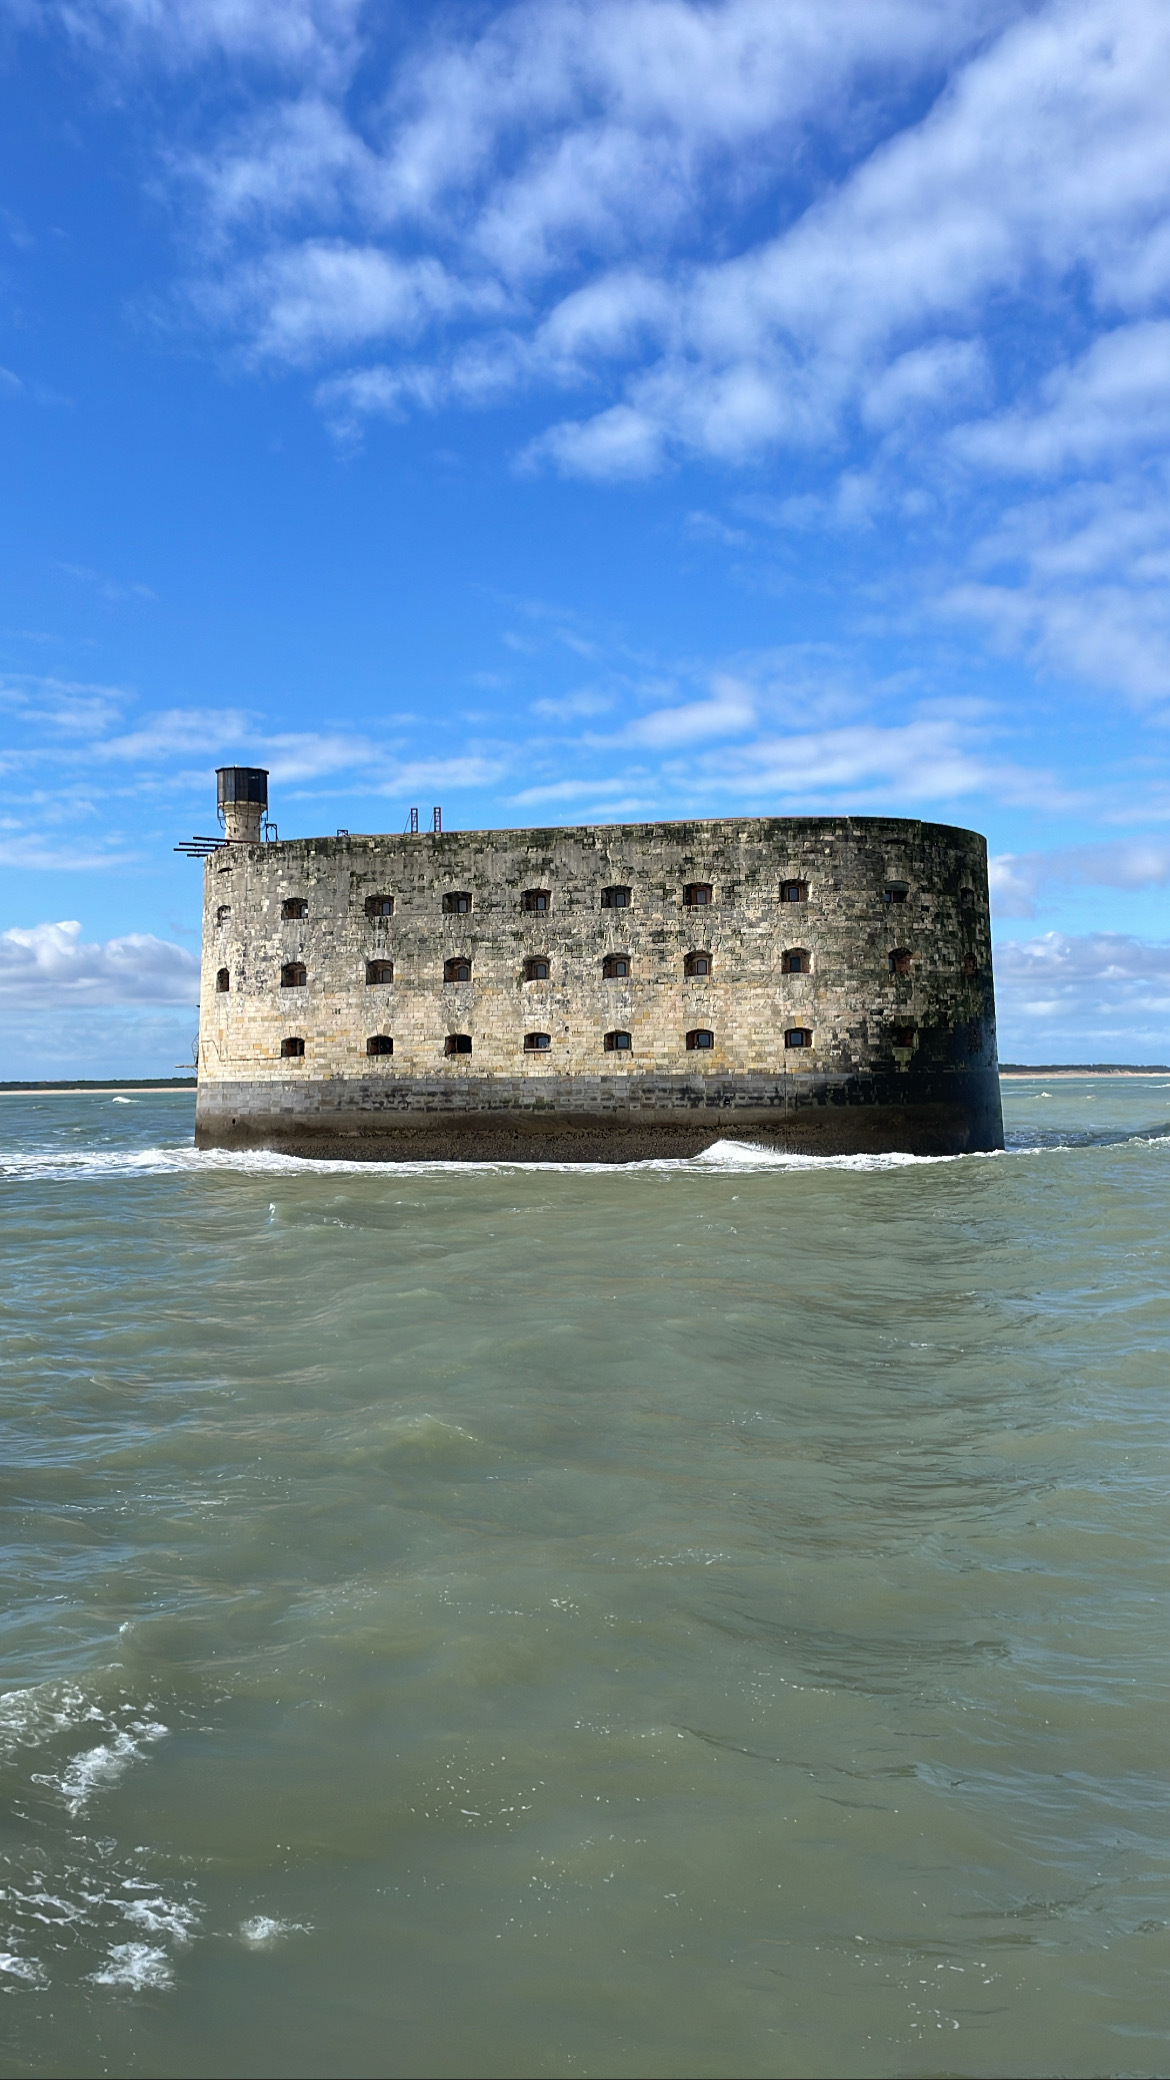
[{"xmin": 195, "ymin": 815, "xmax": 1001, "ymax": 1157}]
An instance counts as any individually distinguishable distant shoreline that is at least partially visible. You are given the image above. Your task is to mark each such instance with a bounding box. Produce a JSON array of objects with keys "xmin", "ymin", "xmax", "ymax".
[
  {"xmin": 998, "ymin": 1065, "xmax": 1170, "ymax": 1077},
  {"xmin": 0, "ymin": 1079, "xmax": 196, "ymax": 1095},
  {"xmin": 2, "ymin": 1070, "xmax": 1167, "ymax": 1099}
]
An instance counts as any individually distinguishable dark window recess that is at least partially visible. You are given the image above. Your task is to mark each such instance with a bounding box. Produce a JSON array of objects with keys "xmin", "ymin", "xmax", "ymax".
[
  {"xmin": 884, "ymin": 882, "xmax": 909, "ymax": 905},
  {"xmin": 367, "ymin": 1034, "xmax": 394, "ymax": 1057},
  {"xmin": 522, "ymin": 889, "xmax": 551, "ymax": 912},
  {"xmin": 784, "ymin": 1027, "xmax": 812, "ymax": 1049},
  {"xmin": 686, "ymin": 1028, "xmax": 715, "ymax": 1050},
  {"xmin": 603, "ymin": 954, "xmax": 630, "ymax": 979},
  {"xmin": 889, "ymin": 948, "xmax": 912, "ymax": 976},
  {"xmin": 282, "ymin": 898, "xmax": 307, "ymax": 920},
  {"xmin": 216, "ymin": 967, "xmax": 230, "ymax": 993},
  {"xmin": 365, "ymin": 895, "xmax": 394, "ymax": 917},
  {"xmin": 891, "ymin": 1025, "xmax": 916, "ymax": 1048},
  {"xmin": 216, "ymin": 904, "xmax": 231, "ymax": 926},
  {"xmin": 444, "ymin": 1033, "xmax": 472, "ymax": 1056},
  {"xmin": 443, "ymin": 892, "xmax": 472, "ymax": 915},
  {"xmin": 604, "ymin": 1029, "xmax": 632, "ymax": 1051},
  {"xmin": 366, "ymin": 960, "xmax": 394, "ymax": 985},
  {"xmin": 280, "ymin": 1036, "xmax": 305, "ymax": 1059},
  {"xmin": 781, "ymin": 880, "xmax": 808, "ymax": 903},
  {"xmin": 782, "ymin": 948, "xmax": 809, "ymax": 975},
  {"xmin": 963, "ymin": 953, "xmax": 978, "ymax": 977},
  {"xmin": 683, "ymin": 882, "xmax": 713, "ymax": 907},
  {"xmin": 524, "ymin": 957, "xmax": 550, "ymax": 981},
  {"xmin": 684, "ymin": 951, "xmax": 711, "ymax": 978},
  {"xmin": 960, "ymin": 887, "xmax": 975, "ymax": 910},
  {"xmin": 280, "ymin": 962, "xmax": 307, "ymax": 988},
  {"xmin": 523, "ymin": 1031, "xmax": 552, "ymax": 1052},
  {"xmin": 601, "ymin": 886, "xmax": 631, "ymax": 909},
  {"xmin": 444, "ymin": 957, "xmax": 472, "ymax": 983}
]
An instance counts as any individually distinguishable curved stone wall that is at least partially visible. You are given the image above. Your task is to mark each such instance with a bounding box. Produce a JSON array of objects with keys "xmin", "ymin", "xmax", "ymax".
[{"xmin": 194, "ymin": 814, "xmax": 1002, "ymax": 1158}]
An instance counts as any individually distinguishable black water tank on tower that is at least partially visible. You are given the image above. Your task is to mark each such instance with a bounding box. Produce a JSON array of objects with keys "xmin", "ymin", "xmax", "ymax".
[{"xmin": 216, "ymin": 767, "xmax": 269, "ymax": 843}]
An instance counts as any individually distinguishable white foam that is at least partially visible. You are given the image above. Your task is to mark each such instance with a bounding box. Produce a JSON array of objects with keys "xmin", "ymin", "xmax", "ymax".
[
  {"xmin": 0, "ymin": 1134, "xmax": 981, "ymax": 1184},
  {"xmin": 0, "ymin": 1952, "xmax": 48, "ymax": 1986},
  {"xmin": 6, "ymin": 1124, "xmax": 1164, "ymax": 1185},
  {"xmin": 239, "ymin": 1914, "xmax": 310, "ymax": 1946},
  {"xmin": 89, "ymin": 1941, "xmax": 173, "ymax": 1991},
  {"xmin": 33, "ymin": 1714, "xmax": 167, "ymax": 1816},
  {"xmin": 121, "ymin": 1895, "xmax": 199, "ymax": 1944},
  {"xmin": 0, "ymin": 1680, "xmax": 102, "ymax": 1762}
]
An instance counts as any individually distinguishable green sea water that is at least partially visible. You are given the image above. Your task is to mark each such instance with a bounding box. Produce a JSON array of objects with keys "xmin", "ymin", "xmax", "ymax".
[{"xmin": 1, "ymin": 1080, "xmax": 1168, "ymax": 2078}]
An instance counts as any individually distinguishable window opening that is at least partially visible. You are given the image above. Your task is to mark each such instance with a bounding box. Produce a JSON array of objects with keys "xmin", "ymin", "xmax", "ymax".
[
  {"xmin": 601, "ymin": 886, "xmax": 631, "ymax": 909},
  {"xmin": 444, "ymin": 957, "xmax": 472, "ymax": 983},
  {"xmin": 366, "ymin": 960, "xmax": 394, "ymax": 985},
  {"xmin": 889, "ymin": 949, "xmax": 912, "ymax": 976},
  {"xmin": 443, "ymin": 892, "xmax": 472, "ymax": 914},
  {"xmin": 522, "ymin": 889, "xmax": 551, "ymax": 912},
  {"xmin": 890, "ymin": 1025, "xmax": 916, "ymax": 1048},
  {"xmin": 784, "ymin": 1027, "xmax": 813, "ymax": 1049},
  {"xmin": 781, "ymin": 949, "xmax": 809, "ymax": 975},
  {"xmin": 963, "ymin": 953, "xmax": 977, "ymax": 977},
  {"xmin": 524, "ymin": 958, "xmax": 549, "ymax": 981},
  {"xmin": 216, "ymin": 904, "xmax": 231, "ymax": 926},
  {"xmin": 216, "ymin": 967, "xmax": 230, "ymax": 993},
  {"xmin": 282, "ymin": 897, "xmax": 307, "ymax": 920},
  {"xmin": 523, "ymin": 1032, "xmax": 552, "ymax": 1052},
  {"xmin": 604, "ymin": 1030, "xmax": 632, "ymax": 1051},
  {"xmin": 602, "ymin": 954, "xmax": 630, "ymax": 979},
  {"xmin": 444, "ymin": 1034, "xmax": 472, "ymax": 1056},
  {"xmin": 884, "ymin": 882, "xmax": 909, "ymax": 905},
  {"xmin": 365, "ymin": 895, "xmax": 394, "ymax": 917},
  {"xmin": 280, "ymin": 1036, "xmax": 305, "ymax": 1059},
  {"xmin": 683, "ymin": 882, "xmax": 713, "ymax": 907},
  {"xmin": 684, "ymin": 951, "xmax": 711, "ymax": 978},
  {"xmin": 960, "ymin": 887, "xmax": 975, "ymax": 910},
  {"xmin": 367, "ymin": 1035, "xmax": 394, "ymax": 1057},
  {"xmin": 781, "ymin": 880, "xmax": 808, "ymax": 903},
  {"xmin": 686, "ymin": 1028, "xmax": 715, "ymax": 1050},
  {"xmin": 280, "ymin": 962, "xmax": 307, "ymax": 988}
]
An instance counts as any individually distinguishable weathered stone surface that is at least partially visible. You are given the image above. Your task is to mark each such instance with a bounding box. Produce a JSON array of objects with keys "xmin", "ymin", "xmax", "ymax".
[{"xmin": 195, "ymin": 814, "xmax": 1003, "ymax": 1158}]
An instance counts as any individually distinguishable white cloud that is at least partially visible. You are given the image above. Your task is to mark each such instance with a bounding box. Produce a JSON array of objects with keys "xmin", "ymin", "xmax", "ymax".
[
  {"xmin": 48, "ymin": 0, "xmax": 362, "ymax": 79},
  {"xmin": 92, "ymin": 707, "xmax": 254, "ymax": 761},
  {"xmin": 525, "ymin": 403, "xmax": 665, "ymax": 480},
  {"xmin": 991, "ymin": 840, "xmax": 1170, "ymax": 916},
  {"xmin": 508, "ymin": 775, "xmax": 651, "ymax": 805},
  {"xmin": 953, "ymin": 322, "xmax": 1170, "ymax": 475},
  {"xmin": 0, "ymin": 921, "xmax": 199, "ymax": 1005},
  {"xmin": 701, "ymin": 717, "xmax": 994, "ymax": 803},
  {"xmin": 372, "ymin": 756, "xmax": 507, "ymax": 795},
  {"xmin": 202, "ymin": 243, "xmax": 507, "ymax": 366},
  {"xmin": 862, "ymin": 337, "xmax": 989, "ymax": 432},
  {"xmin": 619, "ymin": 675, "xmax": 755, "ymax": 748},
  {"xmin": 996, "ymin": 930, "xmax": 1170, "ymax": 1056}
]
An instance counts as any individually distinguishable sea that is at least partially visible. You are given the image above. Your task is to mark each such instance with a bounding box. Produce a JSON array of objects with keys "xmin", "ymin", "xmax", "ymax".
[{"xmin": 1, "ymin": 1078, "xmax": 1168, "ymax": 2079}]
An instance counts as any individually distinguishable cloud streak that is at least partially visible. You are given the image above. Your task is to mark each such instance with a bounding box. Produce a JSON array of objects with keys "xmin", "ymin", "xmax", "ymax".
[{"xmin": 0, "ymin": 921, "xmax": 199, "ymax": 1005}]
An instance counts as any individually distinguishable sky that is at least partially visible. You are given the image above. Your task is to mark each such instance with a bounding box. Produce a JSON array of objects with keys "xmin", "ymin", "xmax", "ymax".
[{"xmin": 3, "ymin": 0, "xmax": 1170, "ymax": 1075}]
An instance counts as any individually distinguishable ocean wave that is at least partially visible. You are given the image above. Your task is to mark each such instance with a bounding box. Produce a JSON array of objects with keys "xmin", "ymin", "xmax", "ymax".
[
  {"xmin": 1, "ymin": 1126, "xmax": 1166, "ymax": 1184},
  {"xmin": 0, "ymin": 1136, "xmax": 975, "ymax": 1182}
]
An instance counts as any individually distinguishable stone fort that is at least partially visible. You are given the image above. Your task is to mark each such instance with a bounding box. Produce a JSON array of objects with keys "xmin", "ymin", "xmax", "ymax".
[{"xmin": 194, "ymin": 768, "xmax": 1002, "ymax": 1160}]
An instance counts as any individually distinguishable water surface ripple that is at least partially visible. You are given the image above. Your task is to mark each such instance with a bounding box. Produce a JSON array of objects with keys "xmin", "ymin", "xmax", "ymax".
[{"xmin": 1, "ymin": 1082, "xmax": 1168, "ymax": 2078}]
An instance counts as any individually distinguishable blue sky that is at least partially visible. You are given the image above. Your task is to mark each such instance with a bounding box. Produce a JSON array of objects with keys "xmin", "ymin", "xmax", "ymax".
[{"xmin": 3, "ymin": 0, "xmax": 1170, "ymax": 1073}]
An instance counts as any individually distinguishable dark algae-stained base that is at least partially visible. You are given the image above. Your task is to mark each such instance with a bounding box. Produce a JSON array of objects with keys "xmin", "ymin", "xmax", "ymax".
[{"xmin": 196, "ymin": 1064, "xmax": 1004, "ymax": 1160}]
